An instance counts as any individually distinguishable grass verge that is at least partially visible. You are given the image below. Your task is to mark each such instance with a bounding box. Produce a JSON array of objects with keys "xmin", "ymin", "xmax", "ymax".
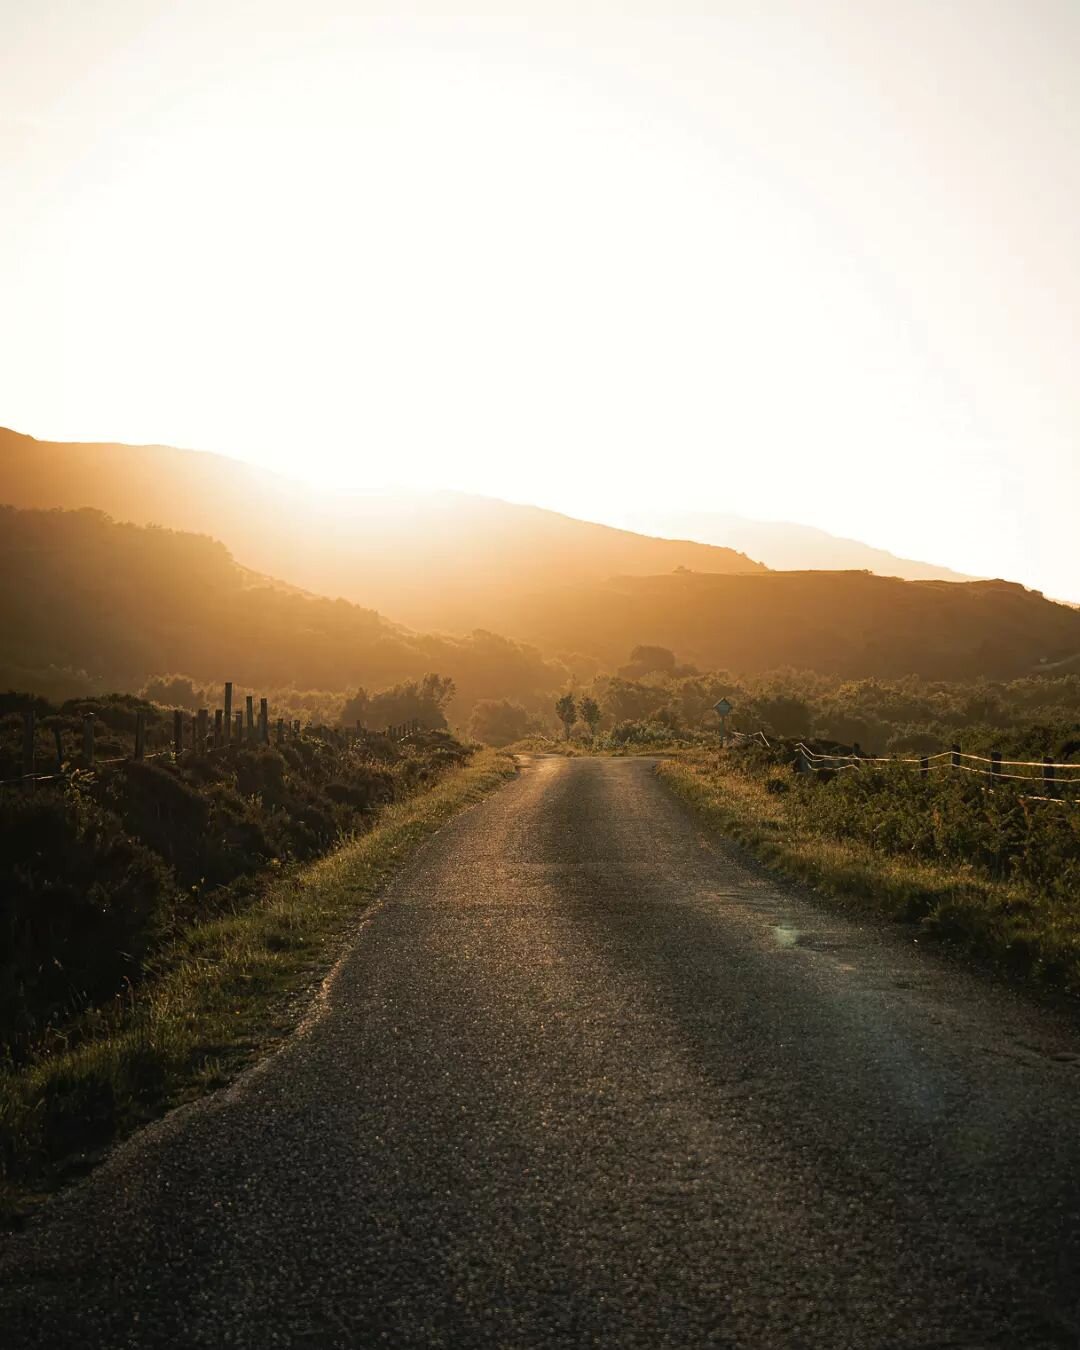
[
  {"xmin": 658, "ymin": 752, "xmax": 1080, "ymax": 995},
  {"xmin": 1, "ymin": 749, "xmax": 516, "ymax": 1222}
]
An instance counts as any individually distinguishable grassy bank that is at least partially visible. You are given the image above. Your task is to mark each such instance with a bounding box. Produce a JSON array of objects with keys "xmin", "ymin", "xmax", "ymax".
[
  {"xmin": 658, "ymin": 751, "xmax": 1080, "ymax": 995},
  {"xmin": 0, "ymin": 749, "xmax": 515, "ymax": 1220}
]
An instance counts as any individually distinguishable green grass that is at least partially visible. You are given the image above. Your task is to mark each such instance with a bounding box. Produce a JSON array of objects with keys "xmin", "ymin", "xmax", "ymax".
[
  {"xmin": 0, "ymin": 749, "xmax": 516, "ymax": 1221},
  {"xmin": 658, "ymin": 751, "xmax": 1080, "ymax": 994}
]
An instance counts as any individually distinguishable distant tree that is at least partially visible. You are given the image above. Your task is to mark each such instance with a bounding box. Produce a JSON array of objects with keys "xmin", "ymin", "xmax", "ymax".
[
  {"xmin": 579, "ymin": 696, "xmax": 601, "ymax": 739},
  {"xmin": 342, "ymin": 673, "xmax": 456, "ymax": 732},
  {"xmin": 555, "ymin": 693, "xmax": 577, "ymax": 740},
  {"xmin": 468, "ymin": 699, "xmax": 531, "ymax": 747}
]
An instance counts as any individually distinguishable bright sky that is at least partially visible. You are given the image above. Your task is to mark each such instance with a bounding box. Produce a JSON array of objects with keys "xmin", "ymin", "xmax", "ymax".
[{"xmin": 2, "ymin": 1, "xmax": 1078, "ymax": 599}]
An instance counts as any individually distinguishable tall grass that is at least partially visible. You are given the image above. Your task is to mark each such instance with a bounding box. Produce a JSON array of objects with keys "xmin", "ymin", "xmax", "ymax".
[
  {"xmin": 658, "ymin": 750, "xmax": 1080, "ymax": 993},
  {"xmin": 0, "ymin": 749, "xmax": 515, "ymax": 1219}
]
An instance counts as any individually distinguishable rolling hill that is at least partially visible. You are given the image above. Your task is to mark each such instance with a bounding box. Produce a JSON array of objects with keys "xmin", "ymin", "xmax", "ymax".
[
  {"xmin": 0, "ymin": 428, "xmax": 765, "ymax": 633},
  {"xmin": 501, "ymin": 569, "xmax": 1080, "ymax": 680},
  {"xmin": 2, "ymin": 506, "xmax": 1077, "ymax": 704},
  {"xmin": 0, "ymin": 505, "xmax": 565, "ymax": 718}
]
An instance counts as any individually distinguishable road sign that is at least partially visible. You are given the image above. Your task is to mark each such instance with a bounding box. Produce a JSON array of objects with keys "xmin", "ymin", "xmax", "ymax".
[{"xmin": 713, "ymin": 699, "xmax": 733, "ymax": 717}]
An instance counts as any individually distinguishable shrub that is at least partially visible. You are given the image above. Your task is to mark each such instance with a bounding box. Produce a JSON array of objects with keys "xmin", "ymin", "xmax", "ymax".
[{"xmin": 0, "ymin": 787, "xmax": 173, "ymax": 1056}]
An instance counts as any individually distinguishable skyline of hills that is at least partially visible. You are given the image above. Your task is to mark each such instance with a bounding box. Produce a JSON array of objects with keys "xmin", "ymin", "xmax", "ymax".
[
  {"xmin": 2, "ymin": 504, "xmax": 1077, "ymax": 715},
  {"xmin": 0, "ymin": 428, "xmax": 765, "ymax": 634},
  {"xmin": 5, "ymin": 426, "xmax": 1067, "ymax": 628},
  {"xmin": 1, "ymin": 425, "xmax": 1077, "ymax": 699},
  {"xmin": 619, "ymin": 509, "xmax": 976, "ymax": 585}
]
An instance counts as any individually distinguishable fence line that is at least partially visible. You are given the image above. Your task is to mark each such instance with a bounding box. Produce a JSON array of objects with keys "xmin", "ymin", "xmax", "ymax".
[
  {"xmin": 1, "ymin": 690, "xmax": 425, "ymax": 787},
  {"xmin": 765, "ymin": 738, "xmax": 1080, "ymax": 807}
]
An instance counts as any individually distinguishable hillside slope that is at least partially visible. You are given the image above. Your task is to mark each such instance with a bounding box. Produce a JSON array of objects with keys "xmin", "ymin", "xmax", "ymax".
[
  {"xmin": 2, "ymin": 506, "xmax": 1078, "ymax": 694},
  {"xmin": 504, "ymin": 569, "xmax": 1080, "ymax": 679},
  {"xmin": 0, "ymin": 506, "xmax": 564, "ymax": 715},
  {"xmin": 0, "ymin": 428, "xmax": 765, "ymax": 632}
]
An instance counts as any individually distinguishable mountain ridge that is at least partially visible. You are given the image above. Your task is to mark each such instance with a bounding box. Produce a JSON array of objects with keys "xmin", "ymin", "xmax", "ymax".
[
  {"xmin": 0, "ymin": 427, "xmax": 766, "ymax": 632},
  {"xmin": 619, "ymin": 509, "xmax": 977, "ymax": 585}
]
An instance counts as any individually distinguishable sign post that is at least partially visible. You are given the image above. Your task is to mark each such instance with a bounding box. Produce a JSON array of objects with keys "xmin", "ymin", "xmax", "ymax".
[{"xmin": 713, "ymin": 698, "xmax": 733, "ymax": 745}]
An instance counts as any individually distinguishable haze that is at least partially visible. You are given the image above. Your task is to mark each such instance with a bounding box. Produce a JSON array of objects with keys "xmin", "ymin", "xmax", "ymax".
[{"xmin": 2, "ymin": 1, "xmax": 1077, "ymax": 600}]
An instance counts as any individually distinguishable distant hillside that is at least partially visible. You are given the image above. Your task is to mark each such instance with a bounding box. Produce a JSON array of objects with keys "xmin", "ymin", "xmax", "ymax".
[
  {"xmin": 503, "ymin": 570, "xmax": 1080, "ymax": 680},
  {"xmin": 622, "ymin": 509, "xmax": 975, "ymax": 583},
  {"xmin": 0, "ymin": 428, "xmax": 765, "ymax": 633},
  {"xmin": 0, "ymin": 506, "xmax": 565, "ymax": 718},
  {"xmin": 4, "ymin": 504, "xmax": 1077, "ymax": 700}
]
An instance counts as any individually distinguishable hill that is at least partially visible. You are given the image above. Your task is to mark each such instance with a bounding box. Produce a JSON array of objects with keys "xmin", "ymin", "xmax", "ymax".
[
  {"xmin": 503, "ymin": 569, "xmax": 1080, "ymax": 680},
  {"xmin": 0, "ymin": 428, "xmax": 765, "ymax": 633},
  {"xmin": 0, "ymin": 506, "xmax": 565, "ymax": 718},
  {"xmin": 621, "ymin": 509, "xmax": 975, "ymax": 583},
  {"xmin": 3, "ymin": 505, "xmax": 1078, "ymax": 701}
]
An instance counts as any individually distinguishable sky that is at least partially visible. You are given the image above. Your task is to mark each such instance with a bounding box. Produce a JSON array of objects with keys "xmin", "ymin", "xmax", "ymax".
[{"xmin": 1, "ymin": 1, "xmax": 1078, "ymax": 600}]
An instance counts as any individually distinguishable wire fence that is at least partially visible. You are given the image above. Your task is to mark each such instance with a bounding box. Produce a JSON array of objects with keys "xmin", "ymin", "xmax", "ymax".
[
  {"xmin": 784, "ymin": 740, "xmax": 1080, "ymax": 807},
  {"xmin": 1, "ymin": 683, "xmax": 424, "ymax": 788}
]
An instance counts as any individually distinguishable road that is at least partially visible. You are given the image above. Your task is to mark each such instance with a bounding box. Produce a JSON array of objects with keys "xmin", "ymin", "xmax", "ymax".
[{"xmin": 3, "ymin": 754, "xmax": 1080, "ymax": 1348}]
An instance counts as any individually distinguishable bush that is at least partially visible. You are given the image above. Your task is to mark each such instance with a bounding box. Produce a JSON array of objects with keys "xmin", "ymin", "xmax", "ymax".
[
  {"xmin": 0, "ymin": 703, "xmax": 476, "ymax": 1060},
  {"xmin": 0, "ymin": 788, "xmax": 173, "ymax": 1056},
  {"xmin": 468, "ymin": 699, "xmax": 531, "ymax": 747}
]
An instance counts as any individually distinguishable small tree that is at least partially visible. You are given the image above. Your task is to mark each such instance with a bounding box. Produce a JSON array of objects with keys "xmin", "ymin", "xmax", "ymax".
[
  {"xmin": 555, "ymin": 693, "xmax": 577, "ymax": 741},
  {"xmin": 579, "ymin": 696, "xmax": 601, "ymax": 739}
]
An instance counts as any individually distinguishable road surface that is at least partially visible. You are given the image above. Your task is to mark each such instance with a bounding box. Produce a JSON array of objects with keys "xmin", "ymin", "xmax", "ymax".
[{"xmin": 3, "ymin": 755, "xmax": 1080, "ymax": 1348}]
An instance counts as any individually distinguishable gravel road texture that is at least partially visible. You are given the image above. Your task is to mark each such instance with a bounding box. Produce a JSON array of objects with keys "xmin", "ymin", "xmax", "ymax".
[{"xmin": 2, "ymin": 754, "xmax": 1080, "ymax": 1348}]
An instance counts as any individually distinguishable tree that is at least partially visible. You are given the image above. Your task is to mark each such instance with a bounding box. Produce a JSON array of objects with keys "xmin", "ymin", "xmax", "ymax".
[
  {"xmin": 555, "ymin": 693, "xmax": 577, "ymax": 740},
  {"xmin": 468, "ymin": 699, "xmax": 531, "ymax": 747},
  {"xmin": 342, "ymin": 673, "xmax": 456, "ymax": 732},
  {"xmin": 579, "ymin": 696, "xmax": 601, "ymax": 739}
]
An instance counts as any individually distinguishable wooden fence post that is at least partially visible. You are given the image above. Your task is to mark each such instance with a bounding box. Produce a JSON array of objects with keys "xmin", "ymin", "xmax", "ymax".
[
  {"xmin": 990, "ymin": 750, "xmax": 1001, "ymax": 783},
  {"xmin": 259, "ymin": 698, "xmax": 269, "ymax": 745},
  {"xmin": 135, "ymin": 710, "xmax": 146, "ymax": 761},
  {"xmin": 276, "ymin": 718, "xmax": 284, "ymax": 746},
  {"xmin": 920, "ymin": 756, "xmax": 929, "ymax": 781},
  {"xmin": 245, "ymin": 695, "xmax": 255, "ymax": 743},
  {"xmin": 22, "ymin": 710, "xmax": 35, "ymax": 782},
  {"xmin": 951, "ymin": 743, "xmax": 961, "ymax": 770},
  {"xmin": 1044, "ymin": 756, "xmax": 1058, "ymax": 799},
  {"xmin": 174, "ymin": 709, "xmax": 183, "ymax": 756},
  {"xmin": 83, "ymin": 713, "xmax": 95, "ymax": 765},
  {"xmin": 234, "ymin": 711, "xmax": 244, "ymax": 744},
  {"xmin": 224, "ymin": 683, "xmax": 233, "ymax": 743},
  {"xmin": 53, "ymin": 724, "xmax": 64, "ymax": 772},
  {"xmin": 214, "ymin": 709, "xmax": 223, "ymax": 748},
  {"xmin": 197, "ymin": 709, "xmax": 209, "ymax": 756},
  {"xmin": 293, "ymin": 719, "xmax": 301, "ymax": 739}
]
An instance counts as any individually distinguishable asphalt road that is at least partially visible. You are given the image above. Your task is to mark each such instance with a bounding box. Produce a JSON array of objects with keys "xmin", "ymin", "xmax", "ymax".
[{"xmin": 3, "ymin": 754, "xmax": 1080, "ymax": 1348}]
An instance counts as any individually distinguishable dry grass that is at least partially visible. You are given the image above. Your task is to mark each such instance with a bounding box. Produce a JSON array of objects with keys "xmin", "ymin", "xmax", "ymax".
[{"xmin": 0, "ymin": 749, "xmax": 516, "ymax": 1221}]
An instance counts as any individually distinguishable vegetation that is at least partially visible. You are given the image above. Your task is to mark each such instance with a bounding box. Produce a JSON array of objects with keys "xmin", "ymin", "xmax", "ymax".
[
  {"xmin": 565, "ymin": 662, "xmax": 1080, "ymax": 762},
  {"xmin": 467, "ymin": 699, "xmax": 535, "ymax": 747},
  {"xmin": 0, "ymin": 747, "xmax": 515, "ymax": 1218},
  {"xmin": 0, "ymin": 690, "xmax": 473, "ymax": 1062},
  {"xmin": 555, "ymin": 693, "xmax": 577, "ymax": 740},
  {"xmin": 659, "ymin": 743, "xmax": 1080, "ymax": 992}
]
